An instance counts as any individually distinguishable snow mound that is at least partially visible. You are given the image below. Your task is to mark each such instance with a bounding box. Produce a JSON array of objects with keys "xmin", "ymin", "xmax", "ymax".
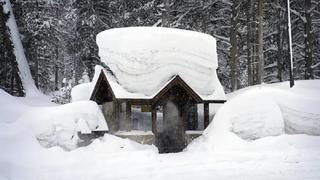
[
  {"xmin": 228, "ymin": 89, "xmax": 284, "ymax": 140},
  {"xmin": 187, "ymin": 80, "xmax": 320, "ymax": 152},
  {"xmin": 0, "ymin": 89, "xmax": 26, "ymax": 123},
  {"xmin": 87, "ymin": 134, "xmax": 157, "ymax": 153},
  {"xmin": 0, "ymin": 90, "xmax": 108, "ymax": 151},
  {"xmin": 33, "ymin": 101, "xmax": 108, "ymax": 150},
  {"xmin": 97, "ymin": 27, "xmax": 225, "ymax": 100},
  {"xmin": 226, "ymin": 80, "xmax": 320, "ymax": 138},
  {"xmin": 71, "ymin": 65, "xmax": 104, "ymax": 102},
  {"xmin": 71, "ymin": 82, "xmax": 92, "ymax": 102}
]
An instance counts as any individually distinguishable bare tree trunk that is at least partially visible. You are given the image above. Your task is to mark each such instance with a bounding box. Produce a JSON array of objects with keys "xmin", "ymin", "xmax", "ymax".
[
  {"xmin": 53, "ymin": 2, "xmax": 59, "ymax": 91},
  {"xmin": 34, "ymin": 44, "xmax": 39, "ymax": 88},
  {"xmin": 10, "ymin": 55, "xmax": 14, "ymax": 93},
  {"xmin": 54, "ymin": 64, "xmax": 58, "ymax": 90},
  {"xmin": 256, "ymin": 0, "xmax": 264, "ymax": 84},
  {"xmin": 34, "ymin": 0, "xmax": 40, "ymax": 88},
  {"xmin": 304, "ymin": 0, "xmax": 314, "ymax": 79},
  {"xmin": 247, "ymin": 0, "xmax": 253, "ymax": 86},
  {"xmin": 162, "ymin": 0, "xmax": 171, "ymax": 27},
  {"xmin": 276, "ymin": 0, "xmax": 283, "ymax": 82},
  {"xmin": 230, "ymin": 0, "xmax": 239, "ymax": 91},
  {"xmin": 286, "ymin": 0, "xmax": 294, "ymax": 87},
  {"xmin": 252, "ymin": 2, "xmax": 258, "ymax": 85}
]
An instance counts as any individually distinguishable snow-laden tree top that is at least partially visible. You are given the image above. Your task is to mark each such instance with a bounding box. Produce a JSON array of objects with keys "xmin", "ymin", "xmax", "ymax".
[{"xmin": 96, "ymin": 27, "xmax": 225, "ymax": 100}]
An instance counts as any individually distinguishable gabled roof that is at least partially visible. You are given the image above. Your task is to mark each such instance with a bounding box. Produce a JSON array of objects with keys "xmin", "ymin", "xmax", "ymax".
[
  {"xmin": 90, "ymin": 70, "xmax": 115, "ymax": 104},
  {"xmin": 90, "ymin": 69, "xmax": 226, "ymax": 104},
  {"xmin": 152, "ymin": 75, "xmax": 202, "ymax": 104}
]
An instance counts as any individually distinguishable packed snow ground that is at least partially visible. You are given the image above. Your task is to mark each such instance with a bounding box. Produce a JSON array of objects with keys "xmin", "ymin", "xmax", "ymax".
[{"xmin": 1, "ymin": 80, "xmax": 320, "ymax": 180}]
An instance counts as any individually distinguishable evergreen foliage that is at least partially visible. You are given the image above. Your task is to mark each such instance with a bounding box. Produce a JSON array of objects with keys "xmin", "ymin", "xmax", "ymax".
[{"xmin": 1, "ymin": 0, "xmax": 319, "ymax": 95}]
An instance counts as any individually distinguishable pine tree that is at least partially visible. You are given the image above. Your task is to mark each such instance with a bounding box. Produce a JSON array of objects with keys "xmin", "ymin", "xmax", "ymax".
[
  {"xmin": 78, "ymin": 69, "xmax": 90, "ymax": 84},
  {"xmin": 6, "ymin": 0, "xmax": 320, "ymax": 94}
]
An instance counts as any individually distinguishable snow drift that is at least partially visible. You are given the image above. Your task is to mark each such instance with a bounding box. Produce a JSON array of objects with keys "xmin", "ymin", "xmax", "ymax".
[
  {"xmin": 71, "ymin": 65, "xmax": 104, "ymax": 102},
  {"xmin": 187, "ymin": 80, "xmax": 320, "ymax": 152},
  {"xmin": 0, "ymin": 89, "xmax": 108, "ymax": 151},
  {"xmin": 71, "ymin": 82, "xmax": 92, "ymax": 102}
]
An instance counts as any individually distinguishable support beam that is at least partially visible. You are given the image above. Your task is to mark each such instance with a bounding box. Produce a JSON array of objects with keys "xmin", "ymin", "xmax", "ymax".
[
  {"xmin": 191, "ymin": 104, "xmax": 198, "ymax": 130},
  {"xmin": 112, "ymin": 101, "xmax": 120, "ymax": 132},
  {"xmin": 204, "ymin": 102, "xmax": 209, "ymax": 129},
  {"xmin": 126, "ymin": 101, "xmax": 132, "ymax": 131},
  {"xmin": 182, "ymin": 105, "xmax": 188, "ymax": 131},
  {"xmin": 151, "ymin": 107, "xmax": 157, "ymax": 134}
]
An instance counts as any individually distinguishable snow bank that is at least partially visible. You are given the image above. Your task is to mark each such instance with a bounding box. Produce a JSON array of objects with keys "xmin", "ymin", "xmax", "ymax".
[
  {"xmin": 71, "ymin": 65, "xmax": 104, "ymax": 102},
  {"xmin": 228, "ymin": 89, "xmax": 284, "ymax": 140},
  {"xmin": 71, "ymin": 82, "xmax": 92, "ymax": 102},
  {"xmin": 0, "ymin": 89, "xmax": 26, "ymax": 123},
  {"xmin": 97, "ymin": 27, "xmax": 225, "ymax": 100},
  {"xmin": 187, "ymin": 80, "xmax": 320, "ymax": 152},
  {"xmin": 0, "ymin": 90, "xmax": 108, "ymax": 151},
  {"xmin": 34, "ymin": 101, "xmax": 108, "ymax": 150},
  {"xmin": 87, "ymin": 134, "xmax": 157, "ymax": 153}
]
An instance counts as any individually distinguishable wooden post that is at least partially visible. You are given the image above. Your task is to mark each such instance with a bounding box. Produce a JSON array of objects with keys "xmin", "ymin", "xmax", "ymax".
[
  {"xmin": 151, "ymin": 106, "xmax": 157, "ymax": 134},
  {"xmin": 182, "ymin": 104, "xmax": 188, "ymax": 131},
  {"xmin": 204, "ymin": 102, "xmax": 209, "ymax": 129},
  {"xmin": 126, "ymin": 101, "xmax": 132, "ymax": 131},
  {"xmin": 112, "ymin": 101, "xmax": 120, "ymax": 132}
]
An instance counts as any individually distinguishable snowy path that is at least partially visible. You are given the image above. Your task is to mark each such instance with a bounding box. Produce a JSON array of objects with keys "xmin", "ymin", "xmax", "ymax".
[{"xmin": 5, "ymin": 142, "xmax": 320, "ymax": 180}]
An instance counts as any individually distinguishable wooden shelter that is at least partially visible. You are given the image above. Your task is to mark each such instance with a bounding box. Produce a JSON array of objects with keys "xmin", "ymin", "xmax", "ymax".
[
  {"xmin": 91, "ymin": 27, "xmax": 226, "ymax": 152},
  {"xmin": 90, "ymin": 70, "xmax": 225, "ymax": 153}
]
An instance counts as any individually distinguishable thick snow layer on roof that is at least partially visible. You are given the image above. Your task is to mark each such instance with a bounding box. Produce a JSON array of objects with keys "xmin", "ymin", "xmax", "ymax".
[{"xmin": 96, "ymin": 27, "xmax": 225, "ymax": 100}]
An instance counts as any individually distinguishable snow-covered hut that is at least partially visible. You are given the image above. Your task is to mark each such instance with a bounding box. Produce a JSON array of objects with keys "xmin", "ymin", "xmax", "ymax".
[{"xmin": 90, "ymin": 27, "xmax": 226, "ymax": 152}]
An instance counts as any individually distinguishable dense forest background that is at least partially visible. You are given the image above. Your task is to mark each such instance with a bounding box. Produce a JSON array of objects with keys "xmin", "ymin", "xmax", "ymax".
[{"xmin": 1, "ymin": 0, "xmax": 320, "ymax": 97}]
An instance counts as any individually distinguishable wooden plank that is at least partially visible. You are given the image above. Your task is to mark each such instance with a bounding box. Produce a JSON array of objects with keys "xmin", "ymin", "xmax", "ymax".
[
  {"xmin": 151, "ymin": 107, "xmax": 157, "ymax": 134},
  {"xmin": 204, "ymin": 102, "xmax": 209, "ymax": 129},
  {"xmin": 203, "ymin": 100, "xmax": 226, "ymax": 104},
  {"xmin": 141, "ymin": 105, "xmax": 152, "ymax": 112}
]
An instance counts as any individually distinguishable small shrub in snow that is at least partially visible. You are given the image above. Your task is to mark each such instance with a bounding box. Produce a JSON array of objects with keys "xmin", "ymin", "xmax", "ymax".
[{"xmin": 51, "ymin": 78, "xmax": 72, "ymax": 104}]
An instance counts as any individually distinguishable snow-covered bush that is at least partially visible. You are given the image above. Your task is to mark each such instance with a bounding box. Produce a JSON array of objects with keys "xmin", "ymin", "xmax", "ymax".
[
  {"xmin": 51, "ymin": 78, "xmax": 72, "ymax": 104},
  {"xmin": 78, "ymin": 69, "xmax": 90, "ymax": 84},
  {"xmin": 32, "ymin": 101, "xmax": 108, "ymax": 151}
]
